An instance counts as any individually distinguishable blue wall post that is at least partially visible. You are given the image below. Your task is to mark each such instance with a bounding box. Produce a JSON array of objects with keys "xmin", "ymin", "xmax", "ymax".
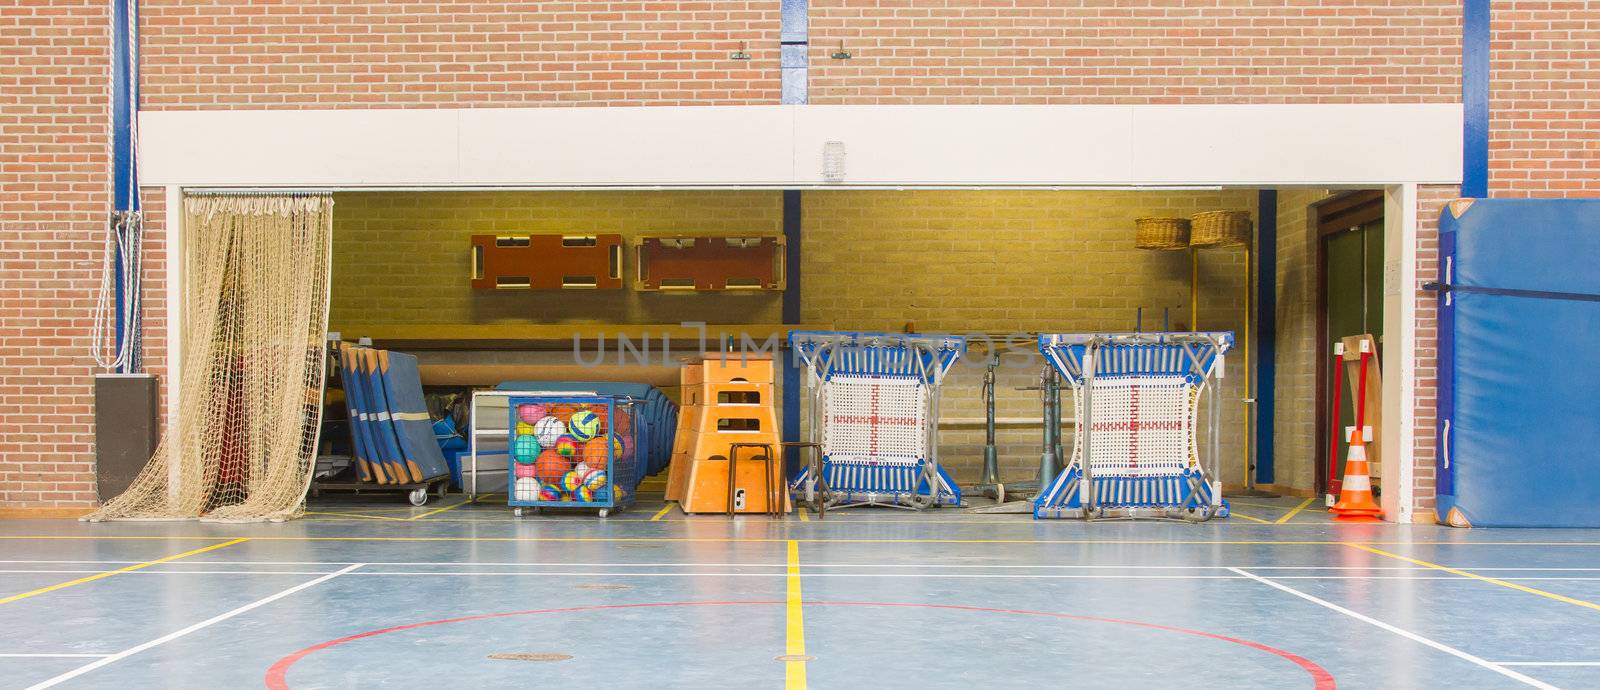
[
  {"xmin": 111, "ymin": 0, "xmax": 141, "ymax": 372},
  {"xmin": 1463, "ymin": 0, "xmax": 1490, "ymax": 198},
  {"xmin": 779, "ymin": 0, "xmax": 808, "ymax": 474},
  {"xmin": 1254, "ymin": 190, "xmax": 1277, "ymax": 486}
]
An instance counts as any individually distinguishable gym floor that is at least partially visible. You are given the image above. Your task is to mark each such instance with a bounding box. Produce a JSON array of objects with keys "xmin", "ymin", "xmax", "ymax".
[{"xmin": 3, "ymin": 491, "xmax": 1598, "ymax": 690}]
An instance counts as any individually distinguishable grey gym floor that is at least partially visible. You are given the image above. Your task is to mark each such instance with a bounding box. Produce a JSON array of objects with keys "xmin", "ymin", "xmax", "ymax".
[{"xmin": 3, "ymin": 490, "xmax": 1599, "ymax": 689}]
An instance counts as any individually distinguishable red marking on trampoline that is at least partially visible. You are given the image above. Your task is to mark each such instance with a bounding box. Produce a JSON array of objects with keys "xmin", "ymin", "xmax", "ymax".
[{"xmin": 265, "ymin": 601, "xmax": 1334, "ymax": 689}]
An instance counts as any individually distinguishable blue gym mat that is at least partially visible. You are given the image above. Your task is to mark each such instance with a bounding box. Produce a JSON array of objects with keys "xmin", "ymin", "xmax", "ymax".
[{"xmin": 1437, "ymin": 198, "xmax": 1600, "ymax": 527}]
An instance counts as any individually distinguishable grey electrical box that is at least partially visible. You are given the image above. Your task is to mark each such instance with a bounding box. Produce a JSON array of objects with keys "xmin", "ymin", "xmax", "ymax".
[{"xmin": 94, "ymin": 373, "xmax": 159, "ymax": 501}]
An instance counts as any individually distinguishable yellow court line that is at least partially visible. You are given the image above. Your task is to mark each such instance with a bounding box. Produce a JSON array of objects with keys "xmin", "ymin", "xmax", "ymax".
[
  {"xmin": 649, "ymin": 504, "xmax": 674, "ymax": 522},
  {"xmin": 1276, "ymin": 497, "xmax": 1318, "ymax": 524},
  {"xmin": 1229, "ymin": 512, "xmax": 1275, "ymax": 525},
  {"xmin": 785, "ymin": 539, "xmax": 808, "ymax": 690},
  {"xmin": 797, "ymin": 506, "xmax": 810, "ymax": 522},
  {"xmin": 1346, "ymin": 543, "xmax": 1600, "ymax": 613},
  {"xmin": 409, "ymin": 499, "xmax": 475, "ymax": 521},
  {"xmin": 6, "ymin": 535, "xmax": 1600, "ymax": 546},
  {"xmin": 0, "ymin": 538, "xmax": 250, "ymax": 606},
  {"xmin": 303, "ymin": 511, "xmax": 412, "ymax": 523}
]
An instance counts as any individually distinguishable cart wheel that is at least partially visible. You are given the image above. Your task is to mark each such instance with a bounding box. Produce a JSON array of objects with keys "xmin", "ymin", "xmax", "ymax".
[
  {"xmin": 513, "ymin": 507, "xmax": 525, "ymax": 517},
  {"xmin": 435, "ymin": 482, "xmax": 448, "ymax": 498},
  {"xmin": 598, "ymin": 509, "xmax": 610, "ymax": 518},
  {"xmin": 408, "ymin": 488, "xmax": 429, "ymax": 507}
]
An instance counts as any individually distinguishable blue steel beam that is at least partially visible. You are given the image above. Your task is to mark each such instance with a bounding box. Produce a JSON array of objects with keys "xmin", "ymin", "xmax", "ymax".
[
  {"xmin": 1462, "ymin": 0, "xmax": 1489, "ymax": 198},
  {"xmin": 780, "ymin": 0, "xmax": 807, "ymax": 468},
  {"xmin": 111, "ymin": 0, "xmax": 141, "ymax": 372},
  {"xmin": 1255, "ymin": 190, "xmax": 1277, "ymax": 485}
]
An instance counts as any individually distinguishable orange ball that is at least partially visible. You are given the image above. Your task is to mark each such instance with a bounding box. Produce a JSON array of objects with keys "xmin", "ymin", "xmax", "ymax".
[{"xmin": 533, "ymin": 449, "xmax": 568, "ymax": 483}]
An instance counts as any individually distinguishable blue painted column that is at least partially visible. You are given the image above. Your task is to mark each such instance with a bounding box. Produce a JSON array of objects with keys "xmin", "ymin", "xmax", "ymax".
[
  {"xmin": 1463, "ymin": 0, "xmax": 1489, "ymax": 198},
  {"xmin": 779, "ymin": 0, "xmax": 808, "ymax": 472},
  {"xmin": 1254, "ymin": 190, "xmax": 1277, "ymax": 486},
  {"xmin": 111, "ymin": 0, "xmax": 142, "ymax": 372}
]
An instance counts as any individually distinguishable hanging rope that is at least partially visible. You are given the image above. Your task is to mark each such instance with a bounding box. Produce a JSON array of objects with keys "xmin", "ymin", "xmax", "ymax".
[{"xmin": 92, "ymin": 0, "xmax": 145, "ymax": 372}]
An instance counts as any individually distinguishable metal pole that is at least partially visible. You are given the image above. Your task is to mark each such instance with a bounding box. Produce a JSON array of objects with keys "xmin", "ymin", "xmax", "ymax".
[
  {"xmin": 1050, "ymin": 368, "xmax": 1064, "ymax": 474},
  {"xmin": 1038, "ymin": 367, "xmax": 1057, "ymax": 490},
  {"xmin": 978, "ymin": 356, "xmax": 1000, "ymax": 489},
  {"xmin": 1079, "ymin": 347, "xmax": 1095, "ymax": 516}
]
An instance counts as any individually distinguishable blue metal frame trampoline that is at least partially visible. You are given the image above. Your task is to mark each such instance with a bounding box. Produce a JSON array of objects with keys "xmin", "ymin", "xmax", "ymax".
[
  {"xmin": 1034, "ymin": 332, "xmax": 1232, "ymax": 521},
  {"xmin": 789, "ymin": 331, "xmax": 966, "ymax": 510}
]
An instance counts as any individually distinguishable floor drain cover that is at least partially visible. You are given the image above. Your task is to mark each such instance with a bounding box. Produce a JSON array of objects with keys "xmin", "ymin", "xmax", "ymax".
[
  {"xmin": 488, "ymin": 653, "xmax": 572, "ymax": 662},
  {"xmin": 775, "ymin": 654, "xmax": 815, "ymax": 662},
  {"xmin": 575, "ymin": 583, "xmax": 632, "ymax": 590}
]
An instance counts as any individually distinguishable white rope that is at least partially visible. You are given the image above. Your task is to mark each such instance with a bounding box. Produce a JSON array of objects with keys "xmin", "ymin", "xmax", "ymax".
[{"xmin": 90, "ymin": 0, "xmax": 145, "ymax": 372}]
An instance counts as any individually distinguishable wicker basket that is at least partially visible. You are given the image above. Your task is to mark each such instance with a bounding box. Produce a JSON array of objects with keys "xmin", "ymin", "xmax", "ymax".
[
  {"xmin": 1190, "ymin": 210, "xmax": 1252, "ymax": 249},
  {"xmin": 1134, "ymin": 217, "xmax": 1192, "ymax": 251}
]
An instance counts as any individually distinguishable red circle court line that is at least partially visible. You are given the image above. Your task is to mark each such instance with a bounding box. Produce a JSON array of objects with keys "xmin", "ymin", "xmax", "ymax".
[{"xmin": 266, "ymin": 600, "xmax": 1334, "ymax": 690}]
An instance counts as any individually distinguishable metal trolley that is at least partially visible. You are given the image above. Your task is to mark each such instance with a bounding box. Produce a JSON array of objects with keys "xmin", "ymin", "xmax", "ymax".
[{"xmin": 506, "ymin": 393, "xmax": 640, "ymax": 518}]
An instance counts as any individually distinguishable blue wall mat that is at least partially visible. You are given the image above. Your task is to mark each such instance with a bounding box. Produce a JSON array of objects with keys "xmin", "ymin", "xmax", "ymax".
[
  {"xmin": 380, "ymin": 351, "xmax": 453, "ymax": 482},
  {"xmin": 1438, "ymin": 198, "xmax": 1600, "ymax": 527}
]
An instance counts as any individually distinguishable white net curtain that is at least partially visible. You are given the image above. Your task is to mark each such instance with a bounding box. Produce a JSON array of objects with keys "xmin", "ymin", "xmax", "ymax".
[{"xmin": 88, "ymin": 194, "xmax": 335, "ymax": 523}]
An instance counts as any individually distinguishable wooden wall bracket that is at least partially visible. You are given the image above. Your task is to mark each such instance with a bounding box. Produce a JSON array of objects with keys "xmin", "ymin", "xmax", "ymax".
[
  {"xmin": 470, "ymin": 234, "xmax": 623, "ymax": 290},
  {"xmin": 634, "ymin": 235, "xmax": 785, "ymax": 292}
]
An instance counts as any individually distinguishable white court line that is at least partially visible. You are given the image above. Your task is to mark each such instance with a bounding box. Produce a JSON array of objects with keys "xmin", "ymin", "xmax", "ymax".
[
  {"xmin": 0, "ymin": 654, "xmax": 111, "ymax": 658},
  {"xmin": 24, "ymin": 564, "xmax": 364, "ymax": 690},
  {"xmin": 6, "ymin": 558, "xmax": 1600, "ymax": 572},
  {"xmin": 1229, "ymin": 568, "xmax": 1558, "ymax": 690},
  {"xmin": 1495, "ymin": 662, "xmax": 1600, "ymax": 667},
  {"xmin": 3, "ymin": 568, "xmax": 1600, "ymax": 581}
]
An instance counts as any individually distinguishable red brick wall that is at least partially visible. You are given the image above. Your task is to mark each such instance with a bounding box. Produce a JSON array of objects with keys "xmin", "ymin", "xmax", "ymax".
[
  {"xmin": 139, "ymin": 1, "xmax": 781, "ymax": 109},
  {"xmin": 1, "ymin": 0, "xmax": 110, "ymax": 508},
  {"xmin": 1410, "ymin": 184, "xmax": 1457, "ymax": 520},
  {"xmin": 809, "ymin": 0, "xmax": 1463, "ymax": 104},
  {"xmin": 1489, "ymin": 1, "xmax": 1600, "ymax": 196},
  {"xmin": 0, "ymin": 1, "xmax": 168, "ymax": 509}
]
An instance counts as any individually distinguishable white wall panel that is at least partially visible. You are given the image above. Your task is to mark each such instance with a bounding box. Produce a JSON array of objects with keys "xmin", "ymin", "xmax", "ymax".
[{"xmin": 140, "ymin": 104, "xmax": 1463, "ymax": 188}]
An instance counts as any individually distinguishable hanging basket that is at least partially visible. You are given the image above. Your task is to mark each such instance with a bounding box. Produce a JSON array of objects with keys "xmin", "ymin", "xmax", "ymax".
[
  {"xmin": 1190, "ymin": 210, "xmax": 1252, "ymax": 249},
  {"xmin": 1134, "ymin": 217, "xmax": 1192, "ymax": 251}
]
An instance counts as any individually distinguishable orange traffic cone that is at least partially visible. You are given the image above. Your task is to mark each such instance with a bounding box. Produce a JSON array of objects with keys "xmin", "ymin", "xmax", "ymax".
[{"xmin": 1331, "ymin": 430, "xmax": 1383, "ymax": 523}]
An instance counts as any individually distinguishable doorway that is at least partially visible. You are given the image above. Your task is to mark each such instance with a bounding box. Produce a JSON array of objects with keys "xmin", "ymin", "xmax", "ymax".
[{"xmin": 1314, "ymin": 191, "xmax": 1384, "ymax": 498}]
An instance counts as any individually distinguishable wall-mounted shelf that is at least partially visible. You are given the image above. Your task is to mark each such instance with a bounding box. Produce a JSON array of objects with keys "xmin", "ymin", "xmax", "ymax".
[
  {"xmin": 634, "ymin": 235, "xmax": 785, "ymax": 292},
  {"xmin": 470, "ymin": 234, "xmax": 623, "ymax": 290},
  {"xmin": 328, "ymin": 323, "xmax": 830, "ymax": 350}
]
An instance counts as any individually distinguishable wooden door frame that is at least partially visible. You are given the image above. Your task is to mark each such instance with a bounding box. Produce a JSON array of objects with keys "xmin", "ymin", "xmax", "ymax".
[{"xmin": 1311, "ymin": 190, "xmax": 1384, "ymax": 496}]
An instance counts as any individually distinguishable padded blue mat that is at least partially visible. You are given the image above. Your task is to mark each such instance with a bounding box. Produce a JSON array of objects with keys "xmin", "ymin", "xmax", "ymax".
[{"xmin": 1438, "ymin": 198, "xmax": 1600, "ymax": 527}]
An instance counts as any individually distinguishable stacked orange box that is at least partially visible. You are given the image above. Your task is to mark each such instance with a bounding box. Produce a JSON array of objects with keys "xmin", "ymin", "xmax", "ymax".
[{"xmin": 665, "ymin": 353, "xmax": 790, "ymax": 514}]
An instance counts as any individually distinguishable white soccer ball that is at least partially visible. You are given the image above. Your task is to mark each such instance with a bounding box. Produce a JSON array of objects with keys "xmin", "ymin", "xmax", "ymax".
[{"xmin": 533, "ymin": 416, "xmax": 566, "ymax": 447}]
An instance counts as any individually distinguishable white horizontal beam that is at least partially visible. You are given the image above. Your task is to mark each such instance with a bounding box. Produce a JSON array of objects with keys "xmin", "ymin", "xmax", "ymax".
[{"xmin": 140, "ymin": 104, "xmax": 1463, "ymax": 188}]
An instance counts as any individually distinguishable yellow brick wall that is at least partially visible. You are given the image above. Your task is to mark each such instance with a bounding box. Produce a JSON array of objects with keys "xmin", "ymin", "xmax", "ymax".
[
  {"xmin": 329, "ymin": 191, "xmax": 784, "ymax": 329},
  {"xmin": 800, "ymin": 190, "xmax": 1258, "ymax": 487},
  {"xmin": 1273, "ymin": 189, "xmax": 1332, "ymax": 493},
  {"xmin": 331, "ymin": 189, "xmax": 1289, "ymax": 492}
]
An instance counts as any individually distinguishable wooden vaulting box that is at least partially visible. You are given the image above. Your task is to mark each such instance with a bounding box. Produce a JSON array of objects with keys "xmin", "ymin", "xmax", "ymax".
[
  {"xmin": 634, "ymin": 235, "xmax": 785, "ymax": 291},
  {"xmin": 470, "ymin": 234, "xmax": 624, "ymax": 290}
]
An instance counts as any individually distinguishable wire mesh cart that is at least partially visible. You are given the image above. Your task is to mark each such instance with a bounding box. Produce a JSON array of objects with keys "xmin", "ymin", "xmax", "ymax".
[{"xmin": 506, "ymin": 393, "xmax": 640, "ymax": 517}]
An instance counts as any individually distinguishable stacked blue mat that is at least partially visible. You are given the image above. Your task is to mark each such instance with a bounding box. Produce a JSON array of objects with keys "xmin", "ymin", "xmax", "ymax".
[
  {"xmin": 336, "ymin": 343, "xmax": 454, "ymax": 486},
  {"xmin": 494, "ymin": 381, "xmax": 678, "ymax": 491}
]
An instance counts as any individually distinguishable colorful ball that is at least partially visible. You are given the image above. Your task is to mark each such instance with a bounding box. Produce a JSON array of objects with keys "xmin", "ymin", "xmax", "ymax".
[
  {"xmin": 575, "ymin": 485, "xmax": 596, "ymax": 502},
  {"xmin": 515, "ymin": 421, "xmax": 535, "ymax": 437},
  {"xmin": 512, "ymin": 434, "xmax": 542, "ymax": 463},
  {"xmin": 516, "ymin": 403, "xmax": 548, "ymax": 424},
  {"xmin": 561, "ymin": 470, "xmax": 585, "ymax": 493},
  {"xmin": 568, "ymin": 410, "xmax": 601, "ymax": 441},
  {"xmin": 537, "ymin": 484, "xmax": 563, "ymax": 501},
  {"xmin": 582, "ymin": 469, "xmax": 608, "ymax": 492},
  {"xmin": 513, "ymin": 462, "xmax": 538, "ymax": 479},
  {"xmin": 513, "ymin": 477, "xmax": 541, "ymax": 501},
  {"xmin": 554, "ymin": 435, "xmax": 579, "ymax": 457},
  {"xmin": 533, "ymin": 416, "xmax": 566, "ymax": 447},
  {"xmin": 533, "ymin": 449, "xmax": 567, "ymax": 482},
  {"xmin": 581, "ymin": 437, "xmax": 621, "ymax": 463}
]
